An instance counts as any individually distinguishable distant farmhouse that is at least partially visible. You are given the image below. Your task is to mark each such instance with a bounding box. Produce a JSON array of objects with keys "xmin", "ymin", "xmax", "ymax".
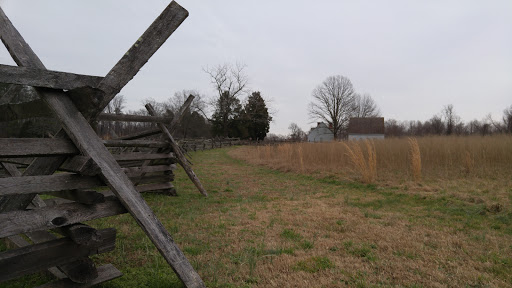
[
  {"xmin": 308, "ymin": 122, "xmax": 334, "ymax": 142},
  {"xmin": 348, "ymin": 117, "xmax": 385, "ymax": 140}
]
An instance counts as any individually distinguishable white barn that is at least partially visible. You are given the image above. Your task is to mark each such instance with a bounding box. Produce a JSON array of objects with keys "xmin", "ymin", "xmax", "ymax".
[{"xmin": 307, "ymin": 122, "xmax": 334, "ymax": 142}]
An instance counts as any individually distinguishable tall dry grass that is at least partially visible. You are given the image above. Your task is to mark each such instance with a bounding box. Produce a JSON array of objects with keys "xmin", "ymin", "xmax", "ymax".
[
  {"xmin": 342, "ymin": 140, "xmax": 377, "ymax": 183},
  {"xmin": 408, "ymin": 138, "xmax": 422, "ymax": 182},
  {"xmin": 230, "ymin": 135, "xmax": 512, "ymax": 183}
]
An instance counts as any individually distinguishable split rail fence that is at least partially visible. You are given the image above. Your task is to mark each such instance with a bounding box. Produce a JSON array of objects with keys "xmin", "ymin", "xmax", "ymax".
[{"xmin": 0, "ymin": 1, "xmax": 208, "ymax": 287}]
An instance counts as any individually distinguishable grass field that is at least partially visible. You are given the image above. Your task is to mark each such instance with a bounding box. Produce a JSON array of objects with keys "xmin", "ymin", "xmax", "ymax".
[{"xmin": 2, "ymin": 142, "xmax": 512, "ymax": 287}]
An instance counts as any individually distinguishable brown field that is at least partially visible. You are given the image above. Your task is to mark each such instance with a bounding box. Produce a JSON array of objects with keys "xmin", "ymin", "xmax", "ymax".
[{"xmin": 231, "ymin": 135, "xmax": 512, "ymax": 183}]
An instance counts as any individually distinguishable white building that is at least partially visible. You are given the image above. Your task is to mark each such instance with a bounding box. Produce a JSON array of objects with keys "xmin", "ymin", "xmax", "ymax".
[{"xmin": 307, "ymin": 122, "xmax": 334, "ymax": 142}]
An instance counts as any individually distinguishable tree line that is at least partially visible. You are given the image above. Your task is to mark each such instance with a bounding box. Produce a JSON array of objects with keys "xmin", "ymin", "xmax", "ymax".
[
  {"xmin": 384, "ymin": 104, "xmax": 512, "ymax": 137},
  {"xmin": 1, "ymin": 63, "xmax": 273, "ymax": 140}
]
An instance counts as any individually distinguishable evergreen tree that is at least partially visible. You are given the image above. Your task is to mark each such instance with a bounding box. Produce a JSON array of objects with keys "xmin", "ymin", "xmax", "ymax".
[{"xmin": 243, "ymin": 91, "xmax": 272, "ymax": 140}]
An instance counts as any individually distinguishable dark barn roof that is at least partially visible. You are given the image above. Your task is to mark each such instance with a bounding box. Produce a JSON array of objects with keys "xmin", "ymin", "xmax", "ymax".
[{"xmin": 348, "ymin": 117, "xmax": 385, "ymax": 134}]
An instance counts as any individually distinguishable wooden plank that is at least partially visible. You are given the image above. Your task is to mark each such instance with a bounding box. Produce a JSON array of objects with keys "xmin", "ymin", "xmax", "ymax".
[
  {"xmin": 0, "ymin": 64, "xmax": 102, "ymax": 90},
  {"xmin": 103, "ymin": 139, "xmax": 169, "ymax": 148},
  {"xmin": 0, "ymin": 228, "xmax": 116, "ymax": 282},
  {"xmin": 146, "ymin": 104, "xmax": 208, "ymax": 197},
  {"xmin": 113, "ymin": 153, "xmax": 175, "ymax": 162},
  {"xmin": 45, "ymin": 190, "xmax": 105, "ymax": 205},
  {"xmin": 132, "ymin": 174, "xmax": 174, "ymax": 185},
  {"xmin": 0, "ymin": 164, "xmax": 88, "ymax": 282},
  {"xmin": 0, "ymin": 196, "xmax": 126, "ymax": 238},
  {"xmin": 53, "ymin": 224, "xmax": 103, "ymax": 247},
  {"xmin": 0, "ymin": 138, "xmax": 78, "ymax": 157},
  {"xmin": 94, "ymin": 1, "xmax": 189, "ymax": 118},
  {"xmin": 98, "ymin": 113, "xmax": 172, "ymax": 123},
  {"xmin": 136, "ymin": 182, "xmax": 174, "ymax": 193},
  {"xmin": 36, "ymin": 264, "xmax": 123, "ymax": 288},
  {"xmin": 0, "ymin": 174, "xmax": 104, "ymax": 196},
  {"xmin": 58, "ymin": 155, "xmax": 99, "ymax": 176},
  {"xmin": 123, "ymin": 164, "xmax": 175, "ymax": 177},
  {"xmin": 115, "ymin": 128, "xmax": 162, "ymax": 140},
  {"xmin": 41, "ymin": 91, "xmax": 205, "ymax": 288}
]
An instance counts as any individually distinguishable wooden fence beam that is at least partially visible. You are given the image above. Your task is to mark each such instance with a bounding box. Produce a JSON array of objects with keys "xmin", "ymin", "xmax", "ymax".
[
  {"xmin": 0, "ymin": 64, "xmax": 102, "ymax": 90},
  {"xmin": 123, "ymin": 164, "xmax": 175, "ymax": 177},
  {"xmin": 113, "ymin": 153, "xmax": 175, "ymax": 162},
  {"xmin": 58, "ymin": 155, "xmax": 100, "ymax": 176},
  {"xmin": 103, "ymin": 139, "xmax": 169, "ymax": 148},
  {"xmin": 0, "ymin": 174, "xmax": 104, "ymax": 196},
  {"xmin": 0, "ymin": 196, "xmax": 126, "ymax": 238},
  {"xmin": 0, "ymin": 138, "xmax": 79, "ymax": 157},
  {"xmin": 98, "ymin": 113, "xmax": 172, "ymax": 123},
  {"xmin": 44, "ymin": 190, "xmax": 105, "ymax": 205},
  {"xmin": 146, "ymin": 103, "xmax": 207, "ymax": 197},
  {"xmin": 0, "ymin": 228, "xmax": 116, "ymax": 282}
]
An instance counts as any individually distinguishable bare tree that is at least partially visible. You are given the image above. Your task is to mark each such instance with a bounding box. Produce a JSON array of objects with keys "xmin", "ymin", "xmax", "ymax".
[
  {"xmin": 353, "ymin": 93, "xmax": 381, "ymax": 118},
  {"xmin": 288, "ymin": 122, "xmax": 306, "ymax": 141},
  {"xmin": 204, "ymin": 63, "xmax": 249, "ymax": 137},
  {"xmin": 204, "ymin": 63, "xmax": 248, "ymax": 100},
  {"xmin": 308, "ymin": 75, "xmax": 356, "ymax": 139},
  {"xmin": 441, "ymin": 104, "xmax": 459, "ymax": 135}
]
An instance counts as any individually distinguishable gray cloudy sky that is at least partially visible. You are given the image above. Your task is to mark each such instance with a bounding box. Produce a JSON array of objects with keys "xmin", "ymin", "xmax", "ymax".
[{"xmin": 1, "ymin": 0, "xmax": 511, "ymax": 135}]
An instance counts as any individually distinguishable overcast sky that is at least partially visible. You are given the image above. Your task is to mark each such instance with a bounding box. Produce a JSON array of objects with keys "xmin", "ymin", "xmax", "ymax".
[{"xmin": 1, "ymin": 0, "xmax": 511, "ymax": 135}]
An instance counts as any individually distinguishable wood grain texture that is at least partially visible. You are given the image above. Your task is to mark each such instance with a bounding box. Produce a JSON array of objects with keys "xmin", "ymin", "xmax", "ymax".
[
  {"xmin": 103, "ymin": 139, "xmax": 169, "ymax": 148},
  {"xmin": 0, "ymin": 138, "xmax": 78, "ymax": 157},
  {"xmin": 115, "ymin": 128, "xmax": 163, "ymax": 140},
  {"xmin": 58, "ymin": 156, "xmax": 100, "ymax": 176},
  {"xmin": 113, "ymin": 153, "xmax": 175, "ymax": 162},
  {"xmin": 0, "ymin": 228, "xmax": 116, "ymax": 282},
  {"xmin": 0, "ymin": 174, "xmax": 104, "ymax": 196},
  {"xmin": 0, "ymin": 64, "xmax": 102, "ymax": 90},
  {"xmin": 0, "ymin": 196, "xmax": 126, "ymax": 238},
  {"xmin": 123, "ymin": 164, "xmax": 175, "ymax": 177}
]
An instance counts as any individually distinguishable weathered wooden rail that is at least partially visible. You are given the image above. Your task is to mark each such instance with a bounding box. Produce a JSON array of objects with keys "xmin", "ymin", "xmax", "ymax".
[
  {"xmin": 0, "ymin": 2, "xmax": 207, "ymax": 287},
  {"xmin": 179, "ymin": 137, "xmax": 241, "ymax": 152}
]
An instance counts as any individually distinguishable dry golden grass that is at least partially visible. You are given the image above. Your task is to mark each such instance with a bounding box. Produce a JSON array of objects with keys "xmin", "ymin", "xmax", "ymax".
[
  {"xmin": 232, "ymin": 135, "xmax": 512, "ymax": 183},
  {"xmin": 408, "ymin": 138, "xmax": 422, "ymax": 182},
  {"xmin": 341, "ymin": 140, "xmax": 377, "ymax": 183}
]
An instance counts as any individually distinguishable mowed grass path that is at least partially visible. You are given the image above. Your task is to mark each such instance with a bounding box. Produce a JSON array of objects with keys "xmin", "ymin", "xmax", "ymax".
[{"xmin": 3, "ymin": 147, "xmax": 512, "ymax": 287}]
